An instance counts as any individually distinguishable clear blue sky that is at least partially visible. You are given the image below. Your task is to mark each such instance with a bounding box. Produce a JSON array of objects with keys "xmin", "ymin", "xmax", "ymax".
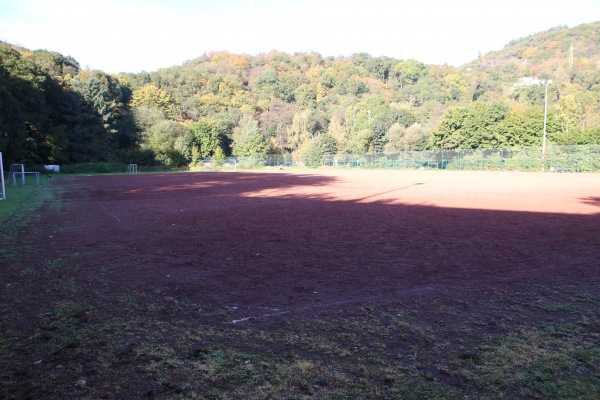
[{"xmin": 1, "ymin": 0, "xmax": 599, "ymax": 73}]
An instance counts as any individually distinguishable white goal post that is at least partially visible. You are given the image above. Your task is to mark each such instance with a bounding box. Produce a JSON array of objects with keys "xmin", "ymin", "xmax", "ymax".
[
  {"xmin": 127, "ymin": 164, "xmax": 138, "ymax": 174},
  {"xmin": 8, "ymin": 164, "xmax": 24, "ymax": 187},
  {"xmin": 0, "ymin": 153, "xmax": 5, "ymax": 201},
  {"xmin": 13, "ymin": 172, "xmax": 41, "ymax": 188}
]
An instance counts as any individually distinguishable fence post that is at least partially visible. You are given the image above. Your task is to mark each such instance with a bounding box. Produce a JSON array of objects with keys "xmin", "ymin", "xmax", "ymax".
[{"xmin": 480, "ymin": 149, "xmax": 483, "ymax": 171}]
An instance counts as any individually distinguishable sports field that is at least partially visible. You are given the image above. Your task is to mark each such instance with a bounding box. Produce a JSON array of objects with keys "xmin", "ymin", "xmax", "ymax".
[{"xmin": 1, "ymin": 169, "xmax": 599, "ymax": 399}]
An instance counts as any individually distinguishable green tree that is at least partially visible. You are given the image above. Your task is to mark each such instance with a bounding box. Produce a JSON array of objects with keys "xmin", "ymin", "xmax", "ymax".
[
  {"xmin": 386, "ymin": 123, "xmax": 430, "ymax": 152},
  {"xmin": 145, "ymin": 120, "xmax": 192, "ymax": 166},
  {"xmin": 189, "ymin": 120, "xmax": 225, "ymax": 161},
  {"xmin": 28, "ymin": 49, "xmax": 80, "ymax": 79},
  {"xmin": 371, "ymin": 108, "xmax": 417, "ymax": 152},
  {"xmin": 286, "ymin": 110, "xmax": 312, "ymax": 152},
  {"xmin": 431, "ymin": 102, "xmax": 560, "ymax": 149},
  {"xmin": 0, "ymin": 44, "xmax": 50, "ymax": 164},
  {"xmin": 0, "ymin": 82, "xmax": 27, "ymax": 163},
  {"xmin": 391, "ymin": 59, "xmax": 427, "ymax": 87},
  {"xmin": 71, "ymin": 71, "xmax": 116, "ymax": 132},
  {"xmin": 212, "ymin": 146, "xmax": 227, "ymax": 166},
  {"xmin": 294, "ymin": 84, "xmax": 317, "ymax": 109},
  {"xmin": 232, "ymin": 115, "xmax": 270, "ymax": 156},
  {"xmin": 498, "ymin": 106, "xmax": 560, "ymax": 147},
  {"xmin": 301, "ymin": 133, "xmax": 338, "ymax": 168}
]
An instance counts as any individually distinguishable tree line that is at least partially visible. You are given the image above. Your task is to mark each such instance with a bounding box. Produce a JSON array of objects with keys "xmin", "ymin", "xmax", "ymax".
[{"xmin": 1, "ymin": 22, "xmax": 599, "ymax": 168}]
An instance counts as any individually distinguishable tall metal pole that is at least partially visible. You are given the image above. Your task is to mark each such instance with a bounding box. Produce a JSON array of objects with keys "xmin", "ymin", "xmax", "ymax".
[{"xmin": 541, "ymin": 80, "xmax": 552, "ymax": 172}]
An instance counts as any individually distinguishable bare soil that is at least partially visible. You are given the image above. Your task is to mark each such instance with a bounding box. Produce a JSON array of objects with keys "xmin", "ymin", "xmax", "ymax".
[{"xmin": 1, "ymin": 169, "xmax": 599, "ymax": 399}]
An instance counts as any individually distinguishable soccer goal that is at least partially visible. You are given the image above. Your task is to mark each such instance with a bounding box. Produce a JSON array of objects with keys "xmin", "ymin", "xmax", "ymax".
[
  {"xmin": 12, "ymin": 172, "xmax": 41, "ymax": 188},
  {"xmin": 127, "ymin": 164, "xmax": 138, "ymax": 174},
  {"xmin": 8, "ymin": 164, "xmax": 25, "ymax": 187},
  {"xmin": 0, "ymin": 153, "xmax": 5, "ymax": 201}
]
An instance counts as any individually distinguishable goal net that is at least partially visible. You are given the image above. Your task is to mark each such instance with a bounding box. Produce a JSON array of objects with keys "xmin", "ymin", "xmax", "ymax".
[
  {"xmin": 8, "ymin": 164, "xmax": 24, "ymax": 187},
  {"xmin": 12, "ymin": 172, "xmax": 41, "ymax": 188}
]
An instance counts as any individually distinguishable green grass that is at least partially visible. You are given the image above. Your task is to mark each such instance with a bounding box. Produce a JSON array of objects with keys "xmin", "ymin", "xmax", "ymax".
[
  {"xmin": 0, "ymin": 176, "xmax": 57, "ymax": 262},
  {"xmin": 0, "ymin": 176, "xmax": 45, "ymax": 221}
]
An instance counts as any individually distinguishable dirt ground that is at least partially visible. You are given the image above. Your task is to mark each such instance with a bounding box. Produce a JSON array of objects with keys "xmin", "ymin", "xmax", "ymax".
[
  {"xmin": 2, "ymin": 169, "xmax": 599, "ymax": 399},
  {"xmin": 49, "ymin": 170, "xmax": 600, "ymax": 314}
]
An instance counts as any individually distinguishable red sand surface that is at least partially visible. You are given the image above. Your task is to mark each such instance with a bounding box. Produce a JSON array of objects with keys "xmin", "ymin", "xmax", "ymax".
[{"xmin": 40, "ymin": 169, "xmax": 599, "ymax": 322}]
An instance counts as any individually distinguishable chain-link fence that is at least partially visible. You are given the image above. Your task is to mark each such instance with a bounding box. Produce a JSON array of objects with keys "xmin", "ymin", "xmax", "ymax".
[{"xmin": 228, "ymin": 145, "xmax": 600, "ymax": 172}]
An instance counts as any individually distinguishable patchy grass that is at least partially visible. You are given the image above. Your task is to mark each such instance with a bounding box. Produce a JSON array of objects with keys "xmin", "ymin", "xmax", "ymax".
[
  {"xmin": 542, "ymin": 303, "xmax": 581, "ymax": 313},
  {"xmin": 0, "ymin": 177, "xmax": 58, "ymax": 264},
  {"xmin": 0, "ymin": 176, "xmax": 49, "ymax": 221}
]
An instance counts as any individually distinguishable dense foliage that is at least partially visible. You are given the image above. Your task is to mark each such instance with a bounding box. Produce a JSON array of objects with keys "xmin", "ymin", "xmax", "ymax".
[{"xmin": 1, "ymin": 22, "xmax": 599, "ymax": 167}]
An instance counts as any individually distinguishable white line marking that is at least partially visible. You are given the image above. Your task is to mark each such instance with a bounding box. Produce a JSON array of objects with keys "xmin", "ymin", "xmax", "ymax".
[
  {"xmin": 231, "ymin": 311, "xmax": 290, "ymax": 324},
  {"xmin": 96, "ymin": 201, "xmax": 122, "ymax": 224}
]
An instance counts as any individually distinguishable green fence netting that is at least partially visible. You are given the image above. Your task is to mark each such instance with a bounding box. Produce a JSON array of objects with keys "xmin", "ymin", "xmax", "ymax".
[{"xmin": 229, "ymin": 145, "xmax": 600, "ymax": 172}]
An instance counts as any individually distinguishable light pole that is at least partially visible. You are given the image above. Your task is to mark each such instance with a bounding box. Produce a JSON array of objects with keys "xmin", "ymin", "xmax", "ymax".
[{"xmin": 541, "ymin": 79, "xmax": 552, "ymax": 172}]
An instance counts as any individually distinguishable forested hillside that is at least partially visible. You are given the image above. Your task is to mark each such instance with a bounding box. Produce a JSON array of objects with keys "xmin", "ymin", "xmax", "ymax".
[{"xmin": 1, "ymin": 22, "xmax": 599, "ymax": 167}]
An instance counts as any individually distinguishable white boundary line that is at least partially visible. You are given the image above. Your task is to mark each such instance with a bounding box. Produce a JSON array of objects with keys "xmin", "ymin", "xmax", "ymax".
[
  {"xmin": 232, "ymin": 311, "xmax": 290, "ymax": 324},
  {"xmin": 96, "ymin": 201, "xmax": 123, "ymax": 224}
]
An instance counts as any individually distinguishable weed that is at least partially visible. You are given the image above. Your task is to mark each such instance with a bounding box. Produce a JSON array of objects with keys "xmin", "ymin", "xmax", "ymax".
[
  {"xmin": 543, "ymin": 303, "xmax": 581, "ymax": 313},
  {"xmin": 575, "ymin": 294, "xmax": 600, "ymax": 303}
]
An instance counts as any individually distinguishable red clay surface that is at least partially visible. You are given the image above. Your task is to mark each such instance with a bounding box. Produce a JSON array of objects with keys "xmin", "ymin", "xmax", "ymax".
[{"xmin": 47, "ymin": 169, "xmax": 600, "ymax": 323}]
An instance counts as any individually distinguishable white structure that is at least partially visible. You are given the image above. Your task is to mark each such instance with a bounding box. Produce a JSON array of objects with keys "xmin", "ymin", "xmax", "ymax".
[
  {"xmin": 13, "ymin": 171, "xmax": 41, "ymax": 188},
  {"xmin": 8, "ymin": 164, "xmax": 24, "ymax": 187},
  {"xmin": 8, "ymin": 164, "xmax": 24, "ymax": 186},
  {"xmin": 44, "ymin": 165, "xmax": 60, "ymax": 173},
  {"xmin": 514, "ymin": 77, "xmax": 545, "ymax": 87},
  {"xmin": 127, "ymin": 164, "xmax": 138, "ymax": 174},
  {"xmin": 0, "ymin": 153, "xmax": 5, "ymax": 201}
]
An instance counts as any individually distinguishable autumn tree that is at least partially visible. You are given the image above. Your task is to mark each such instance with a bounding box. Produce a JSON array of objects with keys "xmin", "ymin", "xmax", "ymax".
[
  {"xmin": 259, "ymin": 99, "xmax": 297, "ymax": 152},
  {"xmin": 130, "ymin": 84, "xmax": 177, "ymax": 118}
]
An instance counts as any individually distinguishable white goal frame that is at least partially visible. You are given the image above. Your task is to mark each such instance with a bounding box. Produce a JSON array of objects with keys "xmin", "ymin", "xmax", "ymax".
[
  {"xmin": 0, "ymin": 153, "xmax": 5, "ymax": 201},
  {"xmin": 127, "ymin": 163, "xmax": 138, "ymax": 174},
  {"xmin": 8, "ymin": 164, "xmax": 24, "ymax": 187},
  {"xmin": 13, "ymin": 171, "xmax": 41, "ymax": 188}
]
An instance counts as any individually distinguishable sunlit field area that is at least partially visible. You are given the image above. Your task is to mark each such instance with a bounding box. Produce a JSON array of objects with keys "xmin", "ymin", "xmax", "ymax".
[{"xmin": 1, "ymin": 169, "xmax": 599, "ymax": 399}]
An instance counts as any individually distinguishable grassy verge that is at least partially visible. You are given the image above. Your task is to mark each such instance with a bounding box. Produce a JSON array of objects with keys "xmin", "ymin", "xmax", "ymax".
[{"xmin": 0, "ymin": 176, "xmax": 49, "ymax": 221}]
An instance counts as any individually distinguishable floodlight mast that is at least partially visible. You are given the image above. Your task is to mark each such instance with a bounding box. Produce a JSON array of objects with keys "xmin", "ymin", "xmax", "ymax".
[{"xmin": 541, "ymin": 79, "xmax": 552, "ymax": 172}]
